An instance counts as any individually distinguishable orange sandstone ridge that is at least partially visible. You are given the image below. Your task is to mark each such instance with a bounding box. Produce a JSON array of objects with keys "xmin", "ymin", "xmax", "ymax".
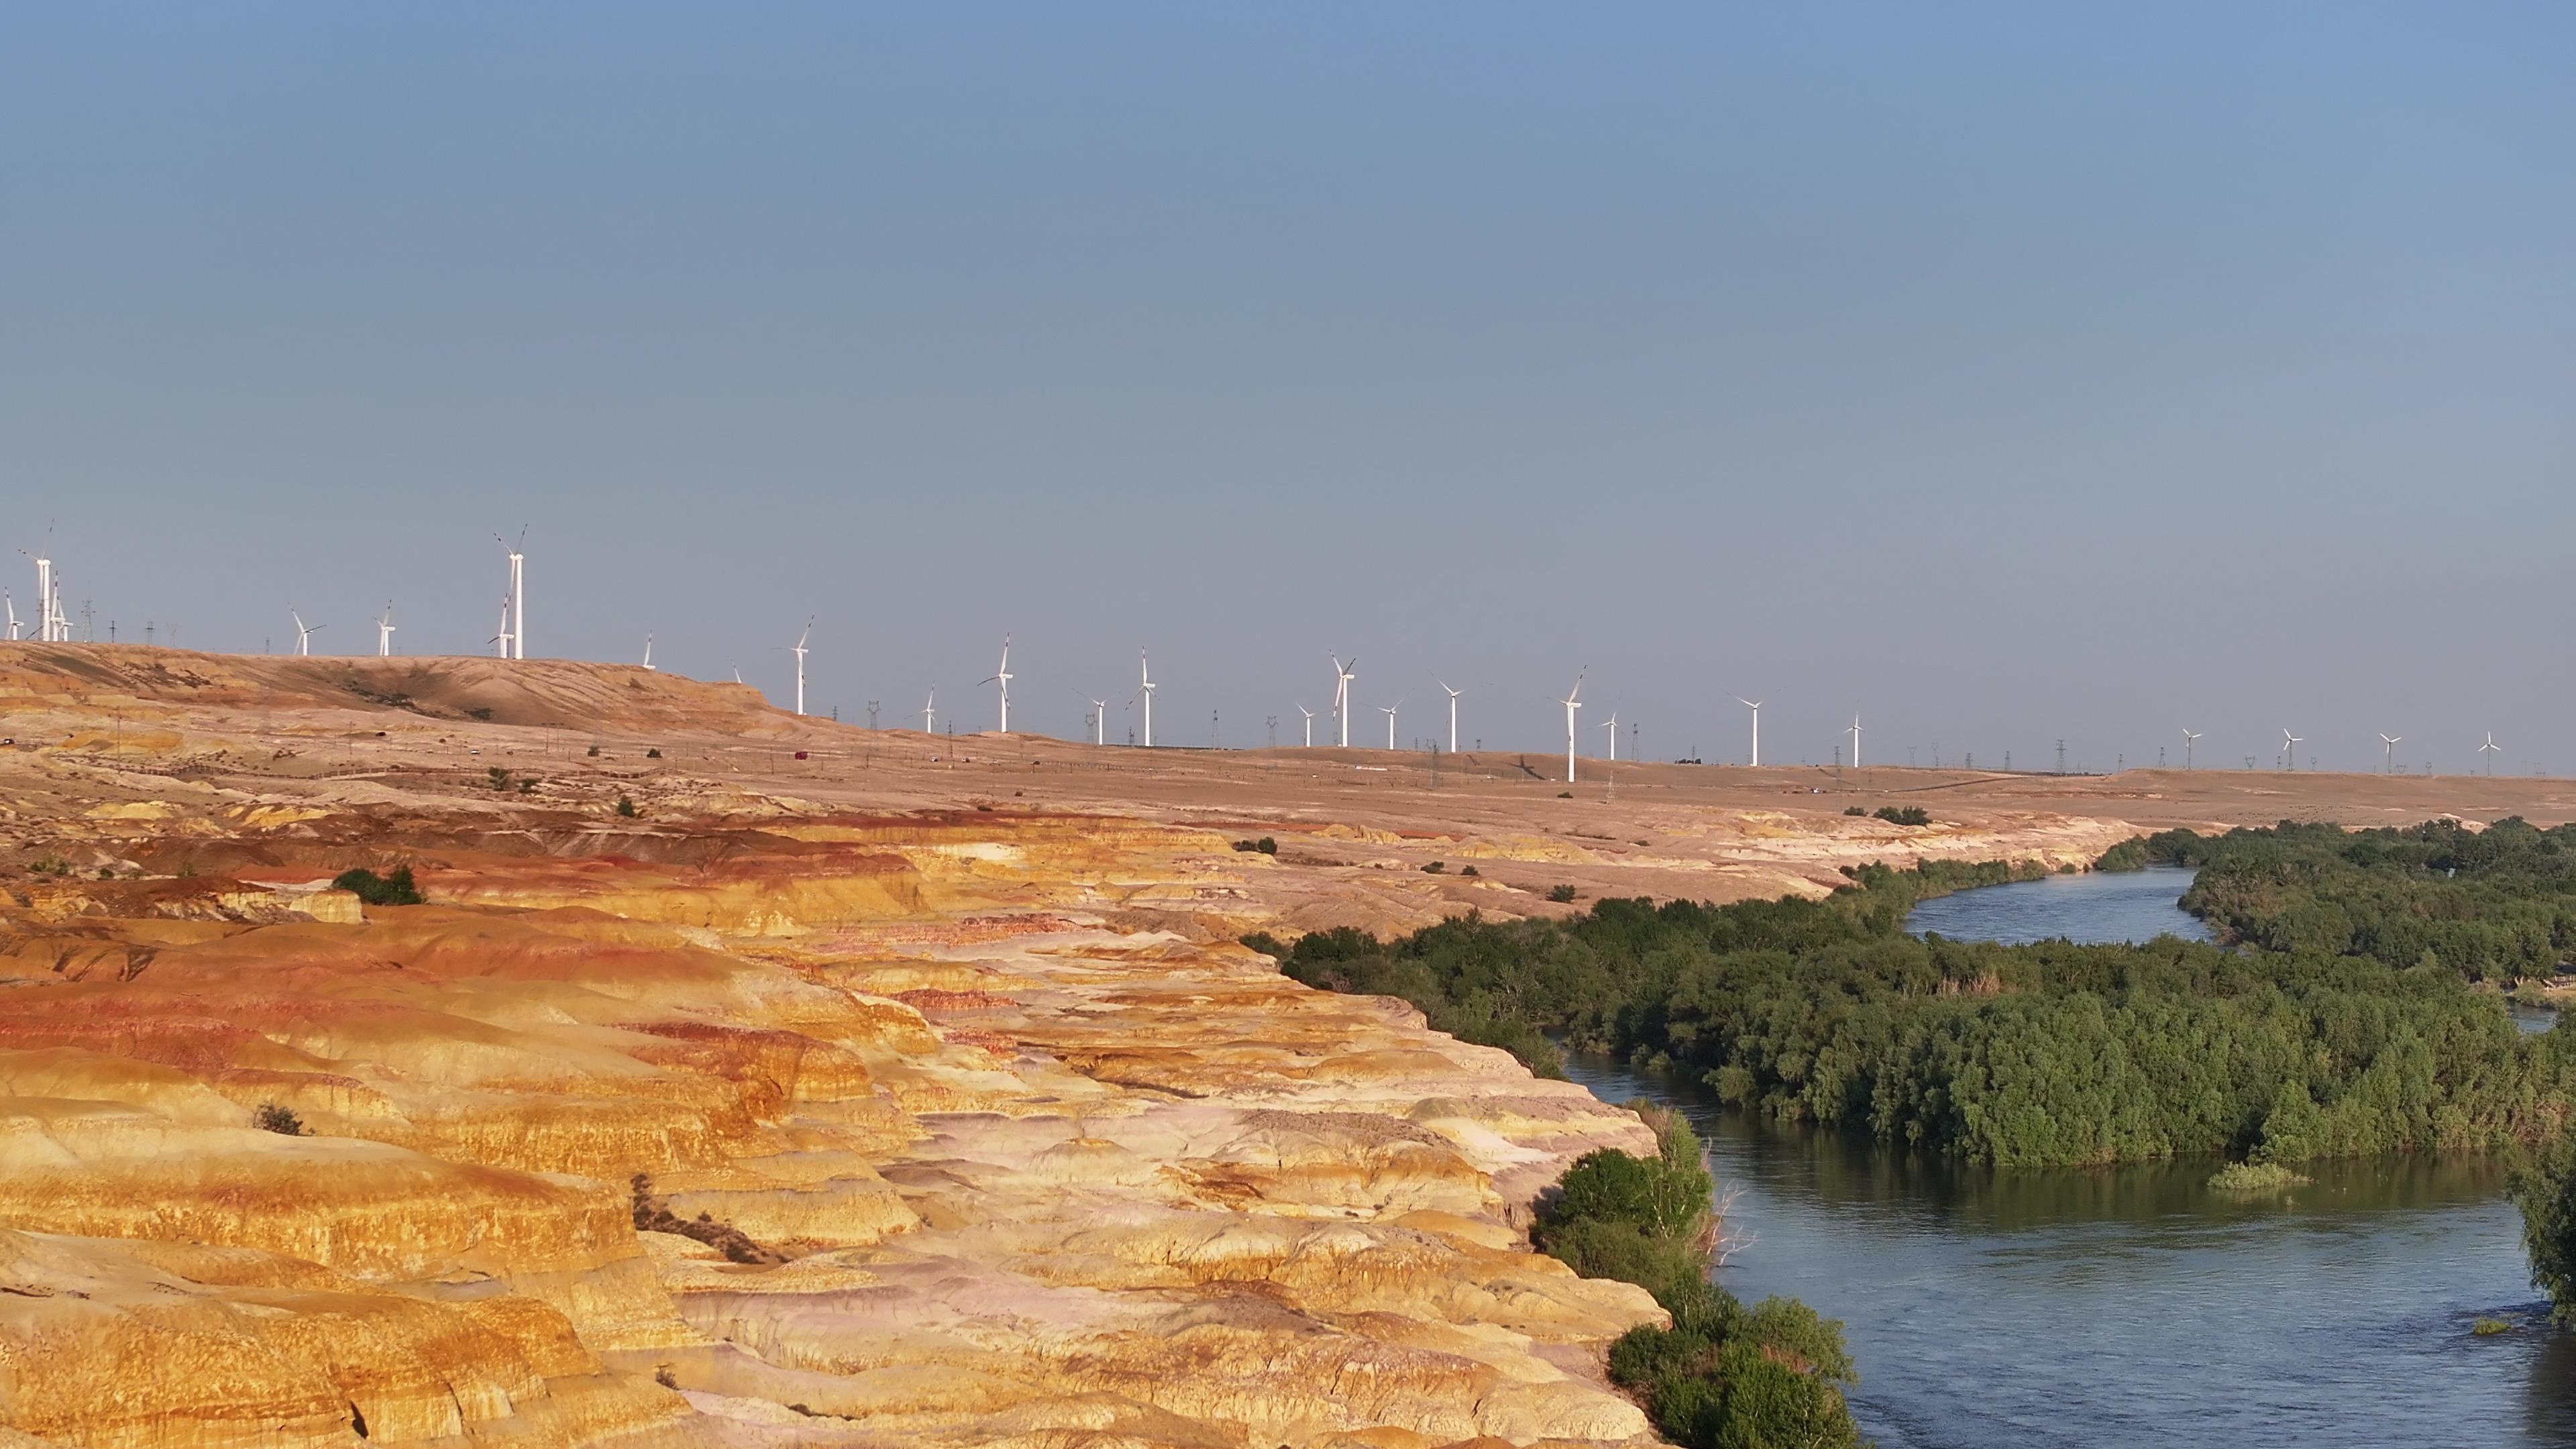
[{"xmin": 3, "ymin": 647, "xmax": 2564, "ymax": 1448}]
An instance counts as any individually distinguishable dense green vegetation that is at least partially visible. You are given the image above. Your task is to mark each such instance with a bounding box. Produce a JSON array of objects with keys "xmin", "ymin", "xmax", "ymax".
[
  {"xmin": 2516, "ymin": 1136, "xmax": 2576, "ymax": 1327},
  {"xmin": 331, "ymin": 865, "xmax": 424, "ymax": 906},
  {"xmin": 1538, "ymin": 1110, "xmax": 1861, "ymax": 1448},
  {"xmin": 1250, "ymin": 853, "xmax": 2574, "ymax": 1169},
  {"xmin": 2111, "ymin": 816, "xmax": 2576, "ymax": 984}
]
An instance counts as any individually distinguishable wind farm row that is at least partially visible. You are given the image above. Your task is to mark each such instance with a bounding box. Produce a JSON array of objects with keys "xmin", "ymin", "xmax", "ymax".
[{"xmin": 9, "ymin": 534, "xmax": 2538, "ymax": 780}]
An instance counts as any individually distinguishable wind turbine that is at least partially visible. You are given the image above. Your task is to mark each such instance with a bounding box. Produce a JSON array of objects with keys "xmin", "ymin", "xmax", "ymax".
[
  {"xmin": 494, "ymin": 529, "xmax": 527, "ymax": 659},
  {"xmin": 492, "ymin": 596, "xmax": 513, "ymax": 659},
  {"xmin": 1737, "ymin": 699, "xmax": 1762, "ymax": 767},
  {"xmin": 290, "ymin": 610, "xmax": 322, "ymax": 657},
  {"xmin": 21, "ymin": 547, "xmax": 60, "ymax": 642},
  {"xmin": 1133, "ymin": 651, "xmax": 1156, "ymax": 747},
  {"xmin": 2182, "ymin": 728, "xmax": 2202, "ymax": 770},
  {"xmin": 1437, "ymin": 679, "xmax": 1462, "ymax": 753},
  {"xmin": 1599, "ymin": 712, "xmax": 1618, "ymax": 761},
  {"xmin": 1330, "ymin": 655, "xmax": 1357, "ymax": 748},
  {"xmin": 1297, "ymin": 705, "xmax": 1315, "ymax": 748},
  {"xmin": 641, "ymin": 634, "xmax": 655, "ymax": 672},
  {"xmin": 2281, "ymin": 729, "xmax": 2302, "ymax": 771},
  {"xmin": 786, "ymin": 619, "xmax": 813, "ymax": 716},
  {"xmin": 1849, "ymin": 715, "xmax": 1864, "ymax": 769},
  {"xmin": 1560, "ymin": 670, "xmax": 1586, "ymax": 784},
  {"xmin": 2379, "ymin": 733, "xmax": 2403, "ymax": 773},
  {"xmin": 2481, "ymin": 732, "xmax": 2501, "ymax": 776},
  {"xmin": 980, "ymin": 635, "xmax": 1014, "ymax": 733},
  {"xmin": 3, "ymin": 590, "xmax": 17, "ymax": 641},
  {"xmin": 1380, "ymin": 700, "xmax": 1403, "ymax": 749},
  {"xmin": 374, "ymin": 604, "xmax": 396, "ymax": 657},
  {"xmin": 922, "ymin": 688, "xmax": 936, "ymax": 734}
]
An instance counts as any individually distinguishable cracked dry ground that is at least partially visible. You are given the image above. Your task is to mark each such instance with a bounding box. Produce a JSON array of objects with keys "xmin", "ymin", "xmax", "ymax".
[{"xmin": 0, "ymin": 806, "xmax": 1666, "ymax": 1449}]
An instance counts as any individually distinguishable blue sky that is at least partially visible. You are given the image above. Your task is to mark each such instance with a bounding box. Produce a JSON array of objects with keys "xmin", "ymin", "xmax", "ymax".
[{"xmin": 4, "ymin": 6, "xmax": 2571, "ymax": 771}]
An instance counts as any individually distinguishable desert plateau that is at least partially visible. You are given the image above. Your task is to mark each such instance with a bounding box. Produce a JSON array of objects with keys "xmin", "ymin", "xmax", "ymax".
[{"xmin": 1, "ymin": 645, "xmax": 2565, "ymax": 1447}]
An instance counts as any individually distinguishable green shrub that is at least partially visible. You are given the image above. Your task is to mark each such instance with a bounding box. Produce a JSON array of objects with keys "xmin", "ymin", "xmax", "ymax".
[
  {"xmin": 1540, "ymin": 1114, "xmax": 1862, "ymax": 1449},
  {"xmin": 1548, "ymin": 884, "xmax": 1578, "ymax": 903},
  {"xmin": 1460, "ymin": 865, "xmax": 1479, "ymax": 877},
  {"xmin": 2514, "ymin": 1133, "xmax": 2576, "ymax": 1326},
  {"xmin": 331, "ymin": 866, "xmax": 424, "ymax": 906},
  {"xmin": 1423, "ymin": 861, "xmax": 1446, "ymax": 873},
  {"xmin": 587, "ymin": 743, "xmax": 602, "ymax": 757},
  {"xmin": 616, "ymin": 795, "xmax": 639, "ymax": 818},
  {"xmin": 2208, "ymin": 1161, "xmax": 2308, "ymax": 1191},
  {"xmin": 1843, "ymin": 805, "xmax": 1866, "ymax": 816},
  {"xmin": 1873, "ymin": 805, "xmax": 1931, "ymax": 826},
  {"xmin": 646, "ymin": 747, "xmax": 663, "ymax": 759},
  {"xmin": 253, "ymin": 1102, "xmax": 307, "ymax": 1135},
  {"xmin": 1256, "ymin": 837, "xmax": 1279, "ymax": 855},
  {"xmin": 486, "ymin": 766, "xmax": 512, "ymax": 790}
]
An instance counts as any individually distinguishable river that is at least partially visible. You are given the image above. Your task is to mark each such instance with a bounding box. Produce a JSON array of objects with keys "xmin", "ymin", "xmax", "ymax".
[{"xmin": 1563, "ymin": 865, "xmax": 2576, "ymax": 1448}]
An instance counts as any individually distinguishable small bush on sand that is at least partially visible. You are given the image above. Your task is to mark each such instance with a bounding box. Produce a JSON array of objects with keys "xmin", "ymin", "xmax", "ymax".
[
  {"xmin": 1548, "ymin": 884, "xmax": 1578, "ymax": 904},
  {"xmin": 254, "ymin": 1102, "xmax": 308, "ymax": 1136},
  {"xmin": 331, "ymin": 866, "xmax": 424, "ymax": 906}
]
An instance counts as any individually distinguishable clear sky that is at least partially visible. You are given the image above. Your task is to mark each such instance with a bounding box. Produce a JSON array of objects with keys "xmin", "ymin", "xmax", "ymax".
[{"xmin": 5, "ymin": 6, "xmax": 2570, "ymax": 773}]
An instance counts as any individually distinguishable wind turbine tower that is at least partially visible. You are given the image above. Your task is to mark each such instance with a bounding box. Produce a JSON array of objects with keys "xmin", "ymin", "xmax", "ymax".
[
  {"xmin": 2379, "ymin": 733, "xmax": 2403, "ymax": 773},
  {"xmin": 376, "ymin": 604, "xmax": 396, "ymax": 657},
  {"xmin": 1330, "ymin": 655, "xmax": 1356, "ymax": 748},
  {"xmin": 1849, "ymin": 715, "xmax": 1864, "ymax": 769},
  {"xmin": 1297, "ymin": 705, "xmax": 1314, "ymax": 748},
  {"xmin": 1088, "ymin": 696, "xmax": 1108, "ymax": 746},
  {"xmin": 1381, "ymin": 700, "xmax": 1403, "ymax": 749},
  {"xmin": 290, "ymin": 610, "xmax": 322, "ymax": 657},
  {"xmin": 642, "ymin": 635, "xmax": 655, "ymax": 672},
  {"xmin": 2182, "ymin": 729, "xmax": 2202, "ymax": 769},
  {"xmin": 1134, "ymin": 652, "xmax": 1157, "ymax": 747},
  {"xmin": 4, "ymin": 590, "xmax": 17, "ymax": 641},
  {"xmin": 1560, "ymin": 670, "xmax": 1586, "ymax": 784},
  {"xmin": 1737, "ymin": 699, "xmax": 1762, "ymax": 767},
  {"xmin": 788, "ymin": 620, "xmax": 812, "ymax": 716},
  {"xmin": 1438, "ymin": 680, "xmax": 1462, "ymax": 753},
  {"xmin": 922, "ymin": 688, "xmax": 936, "ymax": 734},
  {"xmin": 1599, "ymin": 712, "xmax": 1618, "ymax": 761},
  {"xmin": 981, "ymin": 635, "xmax": 1013, "ymax": 733},
  {"xmin": 2282, "ymin": 729, "xmax": 2302, "ymax": 771},
  {"xmin": 2481, "ymin": 732, "xmax": 2501, "ymax": 776},
  {"xmin": 494, "ymin": 529, "xmax": 527, "ymax": 659}
]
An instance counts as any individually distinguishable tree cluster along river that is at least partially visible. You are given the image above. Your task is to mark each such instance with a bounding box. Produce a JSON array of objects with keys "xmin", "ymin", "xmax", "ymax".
[{"xmin": 1564, "ymin": 867, "xmax": 2576, "ymax": 1448}]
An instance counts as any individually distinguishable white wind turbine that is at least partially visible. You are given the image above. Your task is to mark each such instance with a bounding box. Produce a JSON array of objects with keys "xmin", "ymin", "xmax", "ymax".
[
  {"xmin": 1133, "ymin": 651, "xmax": 1157, "ymax": 747},
  {"xmin": 492, "ymin": 596, "xmax": 513, "ymax": 659},
  {"xmin": 4, "ymin": 589, "xmax": 17, "ymax": 641},
  {"xmin": 1437, "ymin": 679, "xmax": 1462, "ymax": 753},
  {"xmin": 375, "ymin": 603, "xmax": 396, "ymax": 657},
  {"xmin": 980, "ymin": 635, "xmax": 1014, "ymax": 733},
  {"xmin": 922, "ymin": 688, "xmax": 936, "ymax": 734},
  {"xmin": 787, "ymin": 619, "xmax": 813, "ymax": 716},
  {"xmin": 2481, "ymin": 732, "xmax": 2502, "ymax": 776},
  {"xmin": 2182, "ymin": 728, "xmax": 2202, "ymax": 769},
  {"xmin": 641, "ymin": 634, "xmax": 655, "ymax": 672},
  {"xmin": 1330, "ymin": 655, "xmax": 1357, "ymax": 748},
  {"xmin": 1086, "ymin": 694, "xmax": 1108, "ymax": 746},
  {"xmin": 290, "ymin": 609, "xmax": 323, "ymax": 657},
  {"xmin": 493, "ymin": 528, "xmax": 527, "ymax": 659},
  {"xmin": 1380, "ymin": 699, "xmax": 1403, "ymax": 749},
  {"xmin": 1848, "ymin": 714, "xmax": 1864, "ymax": 769},
  {"xmin": 1599, "ymin": 712, "xmax": 1618, "ymax": 761},
  {"xmin": 2379, "ymin": 733, "xmax": 2403, "ymax": 773},
  {"xmin": 1737, "ymin": 698, "xmax": 1762, "ymax": 767},
  {"xmin": 1560, "ymin": 670, "xmax": 1586, "ymax": 784},
  {"xmin": 21, "ymin": 548, "xmax": 61, "ymax": 642},
  {"xmin": 2282, "ymin": 729, "xmax": 2302, "ymax": 771},
  {"xmin": 1297, "ymin": 705, "xmax": 1315, "ymax": 748}
]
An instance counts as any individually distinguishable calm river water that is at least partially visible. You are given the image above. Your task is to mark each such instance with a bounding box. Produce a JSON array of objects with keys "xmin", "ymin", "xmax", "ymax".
[{"xmin": 1564, "ymin": 866, "xmax": 2576, "ymax": 1448}]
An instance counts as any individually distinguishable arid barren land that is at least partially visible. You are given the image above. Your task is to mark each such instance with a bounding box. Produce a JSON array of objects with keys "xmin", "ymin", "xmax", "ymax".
[{"xmin": 3, "ymin": 645, "xmax": 2569, "ymax": 1448}]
